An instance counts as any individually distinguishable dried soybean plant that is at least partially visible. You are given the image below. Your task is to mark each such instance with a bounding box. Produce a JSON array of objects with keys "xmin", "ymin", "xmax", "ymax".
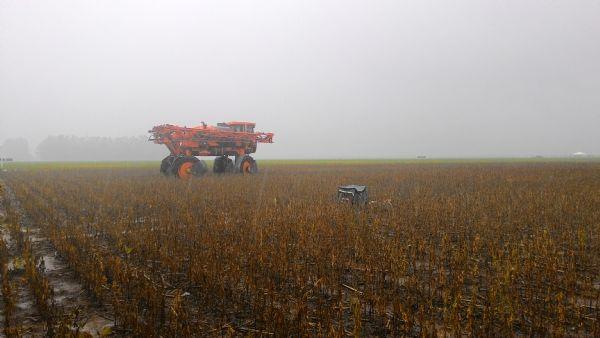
[{"xmin": 2, "ymin": 161, "xmax": 599, "ymax": 336}]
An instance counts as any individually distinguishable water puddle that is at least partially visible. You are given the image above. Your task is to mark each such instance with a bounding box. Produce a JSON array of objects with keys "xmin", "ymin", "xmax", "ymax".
[{"xmin": 81, "ymin": 313, "xmax": 114, "ymax": 336}]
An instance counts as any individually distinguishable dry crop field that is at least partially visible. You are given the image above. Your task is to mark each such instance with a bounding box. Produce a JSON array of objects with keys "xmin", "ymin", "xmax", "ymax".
[{"xmin": 0, "ymin": 160, "xmax": 599, "ymax": 336}]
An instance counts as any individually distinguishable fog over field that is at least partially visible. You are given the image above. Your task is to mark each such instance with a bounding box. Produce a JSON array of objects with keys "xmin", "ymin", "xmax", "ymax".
[{"xmin": 0, "ymin": 0, "xmax": 599, "ymax": 159}]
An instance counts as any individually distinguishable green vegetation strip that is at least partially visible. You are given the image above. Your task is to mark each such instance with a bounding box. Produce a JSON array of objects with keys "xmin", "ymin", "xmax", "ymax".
[{"xmin": 2, "ymin": 157, "xmax": 599, "ymax": 171}]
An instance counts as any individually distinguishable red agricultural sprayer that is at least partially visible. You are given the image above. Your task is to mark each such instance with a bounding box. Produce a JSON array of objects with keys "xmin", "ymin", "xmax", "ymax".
[{"xmin": 149, "ymin": 121, "xmax": 274, "ymax": 179}]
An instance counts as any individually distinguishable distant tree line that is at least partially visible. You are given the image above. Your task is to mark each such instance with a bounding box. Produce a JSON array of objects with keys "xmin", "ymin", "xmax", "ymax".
[
  {"xmin": 0, "ymin": 138, "xmax": 33, "ymax": 161},
  {"xmin": 0, "ymin": 135, "xmax": 168, "ymax": 161},
  {"xmin": 36, "ymin": 135, "xmax": 166, "ymax": 161}
]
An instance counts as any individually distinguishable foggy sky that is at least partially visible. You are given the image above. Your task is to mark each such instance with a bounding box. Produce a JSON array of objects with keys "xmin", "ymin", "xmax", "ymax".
[{"xmin": 1, "ymin": 0, "xmax": 599, "ymax": 159}]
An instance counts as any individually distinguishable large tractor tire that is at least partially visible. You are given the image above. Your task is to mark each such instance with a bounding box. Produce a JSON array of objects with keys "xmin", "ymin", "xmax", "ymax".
[
  {"xmin": 160, "ymin": 155, "xmax": 176, "ymax": 176},
  {"xmin": 235, "ymin": 155, "xmax": 258, "ymax": 174},
  {"xmin": 173, "ymin": 156, "xmax": 207, "ymax": 179},
  {"xmin": 191, "ymin": 160, "xmax": 208, "ymax": 177},
  {"xmin": 213, "ymin": 156, "xmax": 234, "ymax": 174}
]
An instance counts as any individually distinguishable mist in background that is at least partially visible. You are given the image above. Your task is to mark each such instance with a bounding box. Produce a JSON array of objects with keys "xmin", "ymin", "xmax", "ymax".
[{"xmin": 1, "ymin": 0, "xmax": 599, "ymax": 160}]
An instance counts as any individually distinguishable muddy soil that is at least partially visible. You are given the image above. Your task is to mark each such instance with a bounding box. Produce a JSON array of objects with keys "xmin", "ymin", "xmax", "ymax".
[
  {"xmin": 0, "ymin": 180, "xmax": 114, "ymax": 336},
  {"xmin": 29, "ymin": 227, "xmax": 114, "ymax": 336},
  {"xmin": 0, "ymin": 223, "xmax": 46, "ymax": 336}
]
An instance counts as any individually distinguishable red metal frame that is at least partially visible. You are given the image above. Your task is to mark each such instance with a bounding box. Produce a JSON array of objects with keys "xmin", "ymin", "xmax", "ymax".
[{"xmin": 149, "ymin": 122, "xmax": 274, "ymax": 157}]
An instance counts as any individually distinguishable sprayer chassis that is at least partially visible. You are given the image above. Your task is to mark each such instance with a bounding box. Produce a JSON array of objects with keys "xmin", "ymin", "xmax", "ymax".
[{"xmin": 149, "ymin": 122, "xmax": 273, "ymax": 179}]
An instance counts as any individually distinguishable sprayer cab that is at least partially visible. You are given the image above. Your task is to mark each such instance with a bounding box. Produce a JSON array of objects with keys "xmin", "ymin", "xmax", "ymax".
[{"xmin": 218, "ymin": 121, "xmax": 255, "ymax": 133}]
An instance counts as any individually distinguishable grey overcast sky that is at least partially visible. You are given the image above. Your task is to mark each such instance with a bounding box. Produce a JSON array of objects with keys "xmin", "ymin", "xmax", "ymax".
[{"xmin": 0, "ymin": 0, "xmax": 599, "ymax": 159}]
